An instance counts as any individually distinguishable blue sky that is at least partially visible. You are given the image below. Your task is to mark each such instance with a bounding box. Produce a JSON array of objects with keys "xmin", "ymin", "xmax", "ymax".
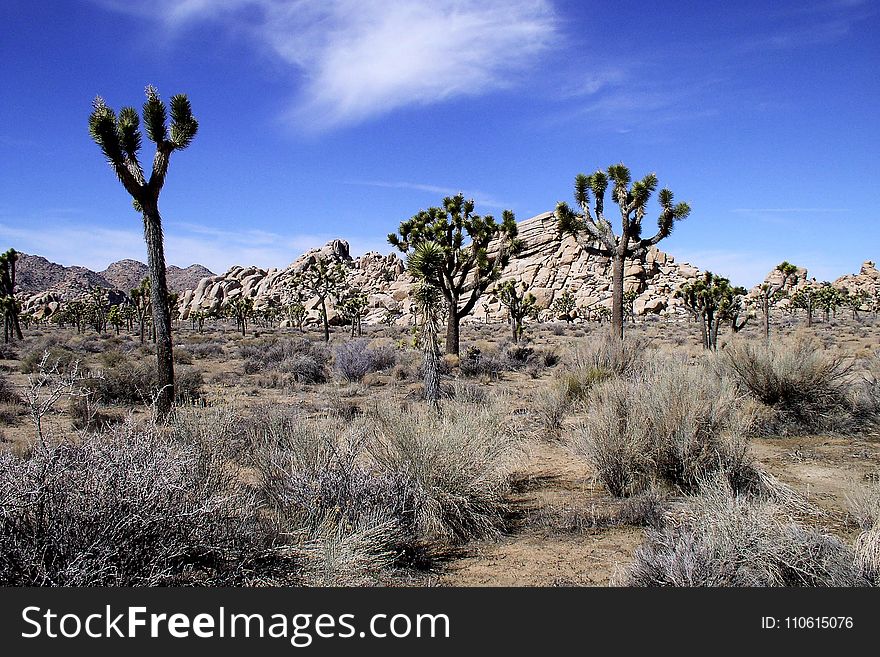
[{"xmin": 1, "ymin": 0, "xmax": 877, "ymax": 287}]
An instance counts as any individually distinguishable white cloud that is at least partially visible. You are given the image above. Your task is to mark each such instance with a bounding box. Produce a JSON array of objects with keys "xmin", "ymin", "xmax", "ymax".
[
  {"xmin": 345, "ymin": 180, "xmax": 511, "ymax": 210},
  {"xmin": 0, "ymin": 219, "xmax": 389, "ymax": 274},
  {"xmin": 96, "ymin": 0, "xmax": 557, "ymax": 131}
]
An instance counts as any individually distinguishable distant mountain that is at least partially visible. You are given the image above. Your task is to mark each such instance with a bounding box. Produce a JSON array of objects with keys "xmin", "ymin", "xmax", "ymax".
[{"xmin": 14, "ymin": 253, "xmax": 214, "ymax": 296}]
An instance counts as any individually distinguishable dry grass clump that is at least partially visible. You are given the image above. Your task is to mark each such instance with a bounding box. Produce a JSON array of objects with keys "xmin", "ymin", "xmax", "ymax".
[
  {"xmin": 239, "ymin": 337, "xmax": 329, "ymax": 384},
  {"xmin": 0, "ymin": 417, "xmax": 296, "ymax": 586},
  {"xmin": 248, "ymin": 395, "xmax": 521, "ymax": 574},
  {"xmin": 367, "ymin": 399, "xmax": 523, "ymax": 543},
  {"xmin": 536, "ymin": 334, "xmax": 646, "ymax": 435},
  {"xmin": 570, "ymin": 358, "xmax": 756, "ymax": 497},
  {"xmin": 848, "ymin": 474, "xmax": 880, "ymax": 582},
  {"xmin": 719, "ymin": 335, "xmax": 863, "ymax": 435},
  {"xmin": 86, "ymin": 357, "xmax": 203, "ymax": 406},
  {"xmin": 333, "ymin": 339, "xmax": 397, "ymax": 382},
  {"xmin": 619, "ymin": 476, "xmax": 869, "ymax": 587},
  {"xmin": 570, "ymin": 332, "xmax": 648, "ymax": 379}
]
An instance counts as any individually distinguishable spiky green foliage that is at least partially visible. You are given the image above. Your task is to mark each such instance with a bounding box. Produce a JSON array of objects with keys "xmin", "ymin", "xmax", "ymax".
[
  {"xmin": 408, "ymin": 242, "xmax": 446, "ymax": 404},
  {"xmin": 495, "ymin": 280, "xmax": 538, "ymax": 343},
  {"xmin": 677, "ymin": 272, "xmax": 748, "ymax": 350},
  {"xmin": 556, "ymin": 163, "xmax": 690, "ymax": 339},
  {"xmin": 389, "ymin": 194, "xmax": 520, "ymax": 355},
  {"xmin": 814, "ymin": 283, "xmax": 846, "ymax": 321},
  {"xmin": 338, "ymin": 286, "xmax": 369, "ymax": 337},
  {"xmin": 300, "ymin": 257, "xmax": 348, "ymax": 342},
  {"xmin": 0, "ymin": 249, "xmax": 23, "ymax": 343},
  {"xmin": 228, "ymin": 297, "xmax": 255, "ymax": 337},
  {"xmin": 550, "ymin": 289, "xmax": 576, "ymax": 322}
]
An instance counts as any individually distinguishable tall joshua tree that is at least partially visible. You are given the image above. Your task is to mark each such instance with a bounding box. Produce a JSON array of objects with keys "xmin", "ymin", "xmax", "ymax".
[
  {"xmin": 88, "ymin": 86, "xmax": 198, "ymax": 417},
  {"xmin": 556, "ymin": 164, "xmax": 691, "ymax": 340},
  {"xmin": 407, "ymin": 242, "xmax": 446, "ymax": 405},
  {"xmin": 495, "ymin": 280, "xmax": 538, "ymax": 343},
  {"xmin": 301, "ymin": 257, "xmax": 347, "ymax": 342},
  {"xmin": 389, "ymin": 193, "xmax": 520, "ymax": 356},
  {"xmin": 0, "ymin": 249, "xmax": 23, "ymax": 343},
  {"xmin": 758, "ymin": 261, "xmax": 798, "ymax": 341}
]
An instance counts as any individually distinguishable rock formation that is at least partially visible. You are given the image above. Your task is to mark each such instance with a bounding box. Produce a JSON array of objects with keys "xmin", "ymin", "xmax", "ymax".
[
  {"xmin": 752, "ymin": 260, "xmax": 879, "ymax": 309},
  {"xmin": 178, "ymin": 212, "xmax": 708, "ymax": 326}
]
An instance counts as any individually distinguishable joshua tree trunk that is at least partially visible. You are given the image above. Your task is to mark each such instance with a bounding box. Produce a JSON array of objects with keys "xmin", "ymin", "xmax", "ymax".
[
  {"xmin": 320, "ymin": 296, "xmax": 330, "ymax": 342},
  {"xmin": 143, "ymin": 205, "xmax": 175, "ymax": 418},
  {"xmin": 762, "ymin": 292, "xmax": 770, "ymax": 341},
  {"xmin": 423, "ymin": 315, "xmax": 440, "ymax": 405},
  {"xmin": 611, "ymin": 252, "xmax": 625, "ymax": 340},
  {"xmin": 445, "ymin": 293, "xmax": 461, "ymax": 356}
]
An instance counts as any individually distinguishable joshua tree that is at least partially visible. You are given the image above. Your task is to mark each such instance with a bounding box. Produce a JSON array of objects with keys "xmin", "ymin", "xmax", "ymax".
[
  {"xmin": 0, "ymin": 249, "xmax": 23, "ymax": 343},
  {"xmin": 130, "ymin": 279, "xmax": 152, "ymax": 344},
  {"xmin": 550, "ymin": 289, "xmax": 576, "ymax": 323},
  {"xmin": 758, "ymin": 261, "xmax": 798, "ymax": 341},
  {"xmin": 677, "ymin": 272, "xmax": 747, "ymax": 350},
  {"xmin": 338, "ymin": 286, "xmax": 369, "ymax": 337},
  {"xmin": 814, "ymin": 283, "xmax": 844, "ymax": 322},
  {"xmin": 495, "ymin": 280, "xmax": 538, "ymax": 343},
  {"xmin": 107, "ymin": 305, "xmax": 124, "ymax": 335},
  {"xmin": 84, "ymin": 288, "xmax": 109, "ymax": 334},
  {"xmin": 301, "ymin": 257, "xmax": 347, "ymax": 342},
  {"xmin": 229, "ymin": 296, "xmax": 254, "ymax": 336},
  {"xmin": 88, "ymin": 86, "xmax": 197, "ymax": 417},
  {"xmin": 388, "ymin": 193, "xmax": 520, "ymax": 356},
  {"xmin": 623, "ymin": 289, "xmax": 639, "ymax": 323},
  {"xmin": 842, "ymin": 288, "xmax": 869, "ymax": 321},
  {"xmin": 556, "ymin": 164, "xmax": 691, "ymax": 339},
  {"xmin": 407, "ymin": 242, "xmax": 446, "ymax": 405},
  {"xmin": 790, "ymin": 283, "xmax": 818, "ymax": 327}
]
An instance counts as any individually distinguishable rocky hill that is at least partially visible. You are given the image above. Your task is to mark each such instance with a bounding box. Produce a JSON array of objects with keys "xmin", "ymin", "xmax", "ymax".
[
  {"xmin": 15, "ymin": 253, "xmax": 214, "ymax": 297},
  {"xmin": 178, "ymin": 212, "xmax": 706, "ymax": 326},
  {"xmin": 15, "ymin": 254, "xmax": 215, "ymax": 320},
  {"xmin": 752, "ymin": 260, "xmax": 880, "ymax": 306},
  {"xmin": 99, "ymin": 259, "xmax": 214, "ymax": 294}
]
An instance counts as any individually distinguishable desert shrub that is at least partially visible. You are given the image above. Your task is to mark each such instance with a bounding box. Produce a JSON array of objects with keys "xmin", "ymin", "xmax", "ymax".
[
  {"xmin": 719, "ymin": 335, "xmax": 857, "ymax": 434},
  {"xmin": 173, "ymin": 348, "xmax": 194, "ymax": 365},
  {"xmin": 535, "ymin": 488, "xmax": 667, "ymax": 533},
  {"xmin": 249, "ymin": 412, "xmax": 408, "ymax": 577},
  {"xmin": 240, "ymin": 338, "xmax": 329, "ymax": 384},
  {"xmin": 188, "ymin": 341, "xmax": 224, "ymax": 358},
  {"xmin": 0, "ymin": 418, "xmax": 298, "ymax": 586},
  {"xmin": 570, "ymin": 333, "xmax": 648, "ymax": 379},
  {"xmin": 367, "ymin": 400, "xmax": 521, "ymax": 542},
  {"xmin": 848, "ymin": 475, "xmax": 880, "ymax": 582},
  {"xmin": 0, "ymin": 402, "xmax": 25, "ymax": 426},
  {"xmin": 620, "ymin": 477, "xmax": 869, "ymax": 587},
  {"xmin": 0, "ymin": 373, "xmax": 20, "ymax": 405},
  {"xmin": 20, "ymin": 347, "xmax": 78, "ymax": 374},
  {"xmin": 334, "ymin": 339, "xmax": 397, "ymax": 382},
  {"xmin": 0, "ymin": 344, "xmax": 18, "ymax": 360},
  {"xmin": 447, "ymin": 381, "xmax": 490, "ymax": 405},
  {"xmin": 570, "ymin": 358, "xmax": 755, "ymax": 496},
  {"xmin": 253, "ymin": 415, "xmax": 410, "ymax": 534},
  {"xmin": 459, "ymin": 348, "xmax": 507, "ymax": 379},
  {"xmin": 88, "ymin": 358, "xmax": 203, "ymax": 406}
]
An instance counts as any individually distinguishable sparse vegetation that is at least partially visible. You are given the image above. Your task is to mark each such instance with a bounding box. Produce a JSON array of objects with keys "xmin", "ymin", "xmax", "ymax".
[{"xmin": 620, "ymin": 476, "xmax": 868, "ymax": 587}]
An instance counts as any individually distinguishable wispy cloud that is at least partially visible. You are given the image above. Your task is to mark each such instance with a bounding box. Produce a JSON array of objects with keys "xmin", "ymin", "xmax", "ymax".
[
  {"xmin": 346, "ymin": 180, "xmax": 511, "ymax": 210},
  {"xmin": 96, "ymin": 0, "xmax": 557, "ymax": 131},
  {"xmin": 0, "ymin": 219, "xmax": 390, "ymax": 274},
  {"xmin": 732, "ymin": 208, "xmax": 850, "ymax": 213},
  {"xmin": 737, "ymin": 0, "xmax": 875, "ymax": 53}
]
